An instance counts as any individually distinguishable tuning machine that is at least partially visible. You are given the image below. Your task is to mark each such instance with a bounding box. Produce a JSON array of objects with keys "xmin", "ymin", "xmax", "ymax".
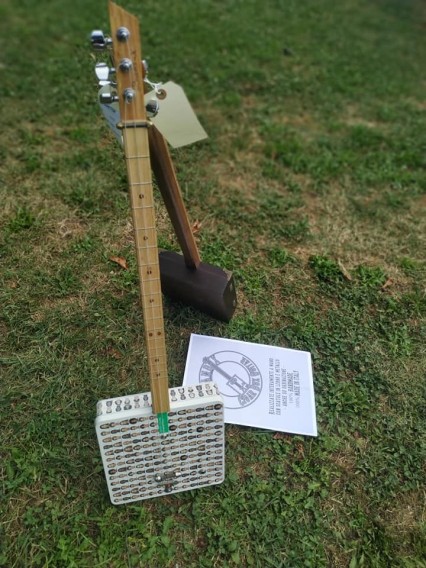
[
  {"xmin": 95, "ymin": 62, "xmax": 116, "ymax": 81},
  {"xmin": 145, "ymin": 98, "xmax": 159, "ymax": 118},
  {"xmin": 99, "ymin": 91, "xmax": 119, "ymax": 105},
  {"xmin": 90, "ymin": 30, "xmax": 112, "ymax": 51},
  {"xmin": 98, "ymin": 86, "xmax": 159, "ymax": 114},
  {"xmin": 95, "ymin": 63, "xmax": 116, "ymax": 89}
]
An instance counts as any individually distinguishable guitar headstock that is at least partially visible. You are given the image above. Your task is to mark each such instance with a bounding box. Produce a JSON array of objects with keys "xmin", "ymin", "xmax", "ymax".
[
  {"xmin": 90, "ymin": 2, "xmax": 159, "ymax": 118},
  {"xmin": 107, "ymin": 2, "xmax": 146, "ymax": 123}
]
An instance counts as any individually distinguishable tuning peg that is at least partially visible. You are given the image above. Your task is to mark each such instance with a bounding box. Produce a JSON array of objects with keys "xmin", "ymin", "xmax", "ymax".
[
  {"xmin": 99, "ymin": 91, "xmax": 119, "ymax": 105},
  {"xmin": 145, "ymin": 98, "xmax": 159, "ymax": 118},
  {"xmin": 95, "ymin": 62, "xmax": 116, "ymax": 81},
  {"xmin": 90, "ymin": 30, "xmax": 112, "ymax": 51},
  {"xmin": 142, "ymin": 60, "xmax": 148, "ymax": 75}
]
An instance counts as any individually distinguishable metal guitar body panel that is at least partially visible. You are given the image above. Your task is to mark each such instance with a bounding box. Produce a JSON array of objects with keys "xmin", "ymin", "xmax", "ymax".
[{"xmin": 96, "ymin": 382, "xmax": 225, "ymax": 504}]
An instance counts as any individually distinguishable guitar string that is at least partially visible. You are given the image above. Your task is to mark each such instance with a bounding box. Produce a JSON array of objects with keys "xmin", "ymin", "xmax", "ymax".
[{"xmin": 121, "ymin": 31, "xmax": 167, "ymax": 418}]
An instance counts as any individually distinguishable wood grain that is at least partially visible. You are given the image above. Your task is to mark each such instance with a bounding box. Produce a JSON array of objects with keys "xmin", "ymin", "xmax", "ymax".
[{"xmin": 149, "ymin": 125, "xmax": 201, "ymax": 269}]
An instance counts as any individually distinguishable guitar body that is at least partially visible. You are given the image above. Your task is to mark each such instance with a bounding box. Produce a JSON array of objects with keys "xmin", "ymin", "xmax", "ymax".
[{"xmin": 96, "ymin": 383, "xmax": 224, "ymax": 504}]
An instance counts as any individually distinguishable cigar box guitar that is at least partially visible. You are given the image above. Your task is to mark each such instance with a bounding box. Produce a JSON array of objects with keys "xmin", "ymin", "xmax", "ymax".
[{"xmin": 94, "ymin": 1, "xmax": 225, "ymax": 504}]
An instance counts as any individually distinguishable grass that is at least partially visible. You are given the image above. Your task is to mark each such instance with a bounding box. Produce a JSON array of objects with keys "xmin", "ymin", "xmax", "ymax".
[{"xmin": 1, "ymin": 0, "xmax": 425, "ymax": 566}]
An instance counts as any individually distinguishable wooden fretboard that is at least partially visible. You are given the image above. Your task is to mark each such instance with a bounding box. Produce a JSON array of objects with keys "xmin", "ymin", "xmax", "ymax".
[{"xmin": 123, "ymin": 129, "xmax": 170, "ymax": 414}]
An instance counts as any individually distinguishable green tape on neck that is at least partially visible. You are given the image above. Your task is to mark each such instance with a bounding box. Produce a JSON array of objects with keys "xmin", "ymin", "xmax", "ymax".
[{"xmin": 157, "ymin": 412, "xmax": 169, "ymax": 434}]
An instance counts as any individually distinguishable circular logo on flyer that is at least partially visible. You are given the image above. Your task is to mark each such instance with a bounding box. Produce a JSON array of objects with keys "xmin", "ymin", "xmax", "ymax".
[{"xmin": 198, "ymin": 351, "xmax": 263, "ymax": 409}]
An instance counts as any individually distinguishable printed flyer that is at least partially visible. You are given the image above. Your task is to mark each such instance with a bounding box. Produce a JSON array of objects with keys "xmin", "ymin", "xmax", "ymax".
[{"xmin": 183, "ymin": 334, "xmax": 317, "ymax": 436}]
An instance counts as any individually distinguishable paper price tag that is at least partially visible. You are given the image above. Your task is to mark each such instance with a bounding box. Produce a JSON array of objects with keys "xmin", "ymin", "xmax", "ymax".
[
  {"xmin": 150, "ymin": 81, "xmax": 208, "ymax": 148},
  {"xmin": 98, "ymin": 82, "xmax": 208, "ymax": 149}
]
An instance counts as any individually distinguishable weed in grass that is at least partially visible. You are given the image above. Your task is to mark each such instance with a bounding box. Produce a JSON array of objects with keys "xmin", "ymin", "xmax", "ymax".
[
  {"xmin": 268, "ymin": 247, "xmax": 294, "ymax": 268},
  {"xmin": 6, "ymin": 206, "xmax": 38, "ymax": 233},
  {"xmin": 309, "ymin": 255, "xmax": 345, "ymax": 283},
  {"xmin": 355, "ymin": 265, "xmax": 387, "ymax": 288},
  {"xmin": 70, "ymin": 235, "xmax": 96, "ymax": 253},
  {"xmin": 399, "ymin": 257, "xmax": 424, "ymax": 277}
]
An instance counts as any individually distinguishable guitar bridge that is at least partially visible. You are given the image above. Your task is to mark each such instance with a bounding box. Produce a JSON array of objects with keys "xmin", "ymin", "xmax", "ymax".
[{"xmin": 96, "ymin": 382, "xmax": 225, "ymax": 504}]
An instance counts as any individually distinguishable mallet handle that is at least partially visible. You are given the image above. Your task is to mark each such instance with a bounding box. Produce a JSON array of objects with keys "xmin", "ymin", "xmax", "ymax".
[{"xmin": 149, "ymin": 125, "xmax": 201, "ymax": 269}]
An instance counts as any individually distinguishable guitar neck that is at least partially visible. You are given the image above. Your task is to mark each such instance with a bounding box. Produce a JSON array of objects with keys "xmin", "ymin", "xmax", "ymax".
[{"xmin": 108, "ymin": 0, "xmax": 170, "ymax": 416}]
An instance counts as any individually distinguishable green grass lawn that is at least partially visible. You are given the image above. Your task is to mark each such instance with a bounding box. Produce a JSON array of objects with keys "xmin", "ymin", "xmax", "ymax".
[{"xmin": 1, "ymin": 0, "xmax": 425, "ymax": 566}]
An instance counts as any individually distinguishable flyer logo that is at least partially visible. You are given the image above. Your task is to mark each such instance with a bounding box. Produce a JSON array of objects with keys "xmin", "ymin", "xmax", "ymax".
[{"xmin": 199, "ymin": 351, "xmax": 263, "ymax": 409}]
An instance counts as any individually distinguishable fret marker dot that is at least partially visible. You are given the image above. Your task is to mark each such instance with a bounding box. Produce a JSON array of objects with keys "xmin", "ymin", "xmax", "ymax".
[
  {"xmin": 149, "ymin": 333, "xmax": 153, "ymax": 337},
  {"xmin": 139, "ymin": 194, "xmax": 144, "ymax": 199},
  {"xmin": 157, "ymin": 332, "xmax": 161, "ymax": 336}
]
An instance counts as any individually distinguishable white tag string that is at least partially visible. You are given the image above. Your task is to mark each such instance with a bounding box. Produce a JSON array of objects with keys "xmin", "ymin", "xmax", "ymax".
[{"xmin": 144, "ymin": 77, "xmax": 164, "ymax": 96}]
